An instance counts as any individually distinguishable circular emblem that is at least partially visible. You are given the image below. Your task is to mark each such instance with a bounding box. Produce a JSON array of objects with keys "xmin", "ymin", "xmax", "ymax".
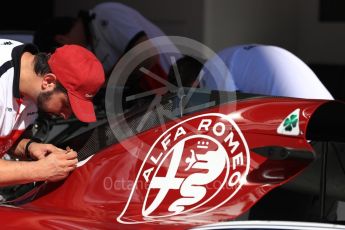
[{"xmin": 118, "ymin": 113, "xmax": 250, "ymax": 223}]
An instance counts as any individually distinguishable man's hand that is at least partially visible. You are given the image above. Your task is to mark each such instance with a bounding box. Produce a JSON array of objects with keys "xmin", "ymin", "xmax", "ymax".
[
  {"xmin": 37, "ymin": 148, "xmax": 78, "ymax": 182},
  {"xmin": 0, "ymin": 147, "xmax": 79, "ymax": 186},
  {"xmin": 28, "ymin": 143, "xmax": 63, "ymax": 160}
]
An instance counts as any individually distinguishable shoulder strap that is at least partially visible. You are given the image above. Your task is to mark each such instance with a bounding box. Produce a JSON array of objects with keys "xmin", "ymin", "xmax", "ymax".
[{"xmin": 0, "ymin": 60, "xmax": 13, "ymax": 78}]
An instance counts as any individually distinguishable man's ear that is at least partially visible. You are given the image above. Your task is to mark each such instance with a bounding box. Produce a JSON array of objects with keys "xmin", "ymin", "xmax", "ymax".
[{"xmin": 41, "ymin": 73, "xmax": 57, "ymax": 90}]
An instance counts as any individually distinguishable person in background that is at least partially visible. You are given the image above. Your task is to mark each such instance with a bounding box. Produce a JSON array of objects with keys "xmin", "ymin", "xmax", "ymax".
[
  {"xmin": 0, "ymin": 39, "xmax": 104, "ymax": 186},
  {"xmin": 34, "ymin": 2, "xmax": 181, "ymax": 92},
  {"xmin": 201, "ymin": 44, "xmax": 334, "ymax": 100},
  {"xmin": 169, "ymin": 44, "xmax": 333, "ymax": 100}
]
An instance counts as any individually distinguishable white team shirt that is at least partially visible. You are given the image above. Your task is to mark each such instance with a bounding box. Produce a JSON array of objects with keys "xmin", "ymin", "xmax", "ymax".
[
  {"xmin": 89, "ymin": 2, "xmax": 181, "ymax": 74},
  {"xmin": 202, "ymin": 44, "xmax": 334, "ymax": 100},
  {"xmin": 0, "ymin": 39, "xmax": 38, "ymax": 157}
]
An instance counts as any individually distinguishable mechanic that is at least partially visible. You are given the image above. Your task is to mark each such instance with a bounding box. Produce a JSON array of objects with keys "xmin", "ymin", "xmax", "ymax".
[
  {"xmin": 170, "ymin": 44, "xmax": 333, "ymax": 100},
  {"xmin": 201, "ymin": 44, "xmax": 334, "ymax": 99},
  {"xmin": 0, "ymin": 39, "xmax": 104, "ymax": 186},
  {"xmin": 34, "ymin": 2, "xmax": 180, "ymax": 92}
]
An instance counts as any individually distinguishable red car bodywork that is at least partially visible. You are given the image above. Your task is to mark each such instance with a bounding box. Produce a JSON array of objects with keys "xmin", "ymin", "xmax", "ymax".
[{"xmin": 0, "ymin": 96, "xmax": 341, "ymax": 229}]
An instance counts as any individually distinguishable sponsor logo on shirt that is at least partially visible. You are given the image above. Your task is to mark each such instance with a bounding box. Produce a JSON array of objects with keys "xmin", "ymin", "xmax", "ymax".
[
  {"xmin": 243, "ymin": 45, "xmax": 257, "ymax": 50},
  {"xmin": 1, "ymin": 41, "xmax": 13, "ymax": 45},
  {"xmin": 27, "ymin": 111, "xmax": 37, "ymax": 116}
]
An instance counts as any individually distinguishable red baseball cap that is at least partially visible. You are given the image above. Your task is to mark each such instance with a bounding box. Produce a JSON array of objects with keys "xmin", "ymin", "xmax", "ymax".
[{"xmin": 48, "ymin": 45, "xmax": 105, "ymax": 122}]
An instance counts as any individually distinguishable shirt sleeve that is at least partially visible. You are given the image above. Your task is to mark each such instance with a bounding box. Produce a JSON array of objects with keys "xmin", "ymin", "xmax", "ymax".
[{"xmin": 92, "ymin": 3, "xmax": 146, "ymax": 53}]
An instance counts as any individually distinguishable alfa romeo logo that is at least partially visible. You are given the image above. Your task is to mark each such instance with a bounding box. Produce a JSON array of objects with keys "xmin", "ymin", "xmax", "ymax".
[
  {"xmin": 117, "ymin": 113, "xmax": 250, "ymax": 223},
  {"xmin": 105, "ymin": 36, "xmax": 244, "ymax": 223}
]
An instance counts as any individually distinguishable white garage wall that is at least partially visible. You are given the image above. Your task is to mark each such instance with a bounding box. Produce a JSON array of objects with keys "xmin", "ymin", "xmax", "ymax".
[
  {"xmin": 203, "ymin": 0, "xmax": 345, "ymax": 65},
  {"xmin": 203, "ymin": 0, "xmax": 299, "ymax": 55}
]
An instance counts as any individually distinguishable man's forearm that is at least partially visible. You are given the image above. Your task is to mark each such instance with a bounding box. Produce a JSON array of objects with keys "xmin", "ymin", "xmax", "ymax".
[{"xmin": 0, "ymin": 159, "xmax": 45, "ymax": 186}]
